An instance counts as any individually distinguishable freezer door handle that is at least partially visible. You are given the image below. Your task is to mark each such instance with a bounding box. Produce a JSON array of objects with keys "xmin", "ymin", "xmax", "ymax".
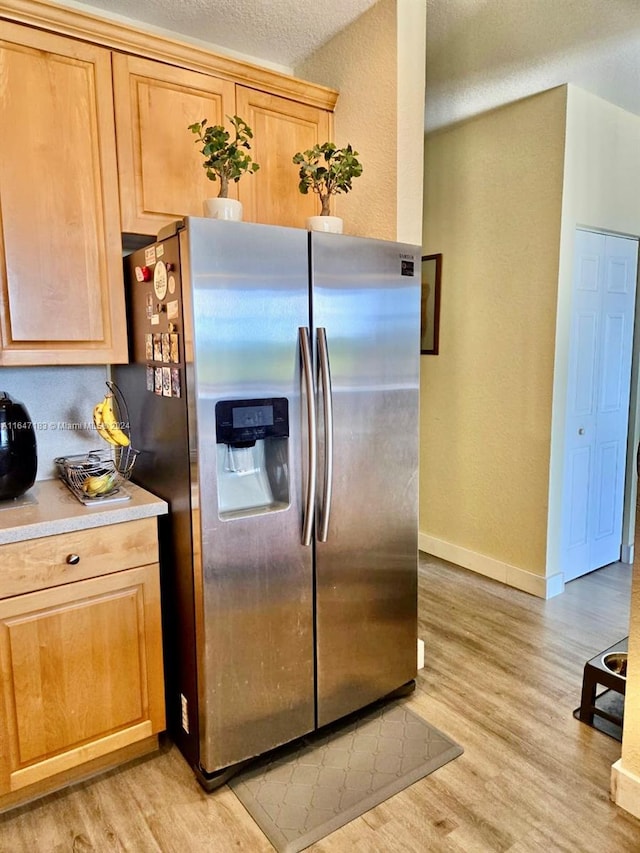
[
  {"xmin": 299, "ymin": 327, "xmax": 317, "ymax": 546},
  {"xmin": 317, "ymin": 327, "xmax": 334, "ymax": 542}
]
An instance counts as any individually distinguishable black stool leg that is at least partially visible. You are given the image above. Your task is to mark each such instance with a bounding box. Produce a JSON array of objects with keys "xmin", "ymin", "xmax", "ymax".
[{"xmin": 579, "ymin": 664, "xmax": 597, "ymax": 725}]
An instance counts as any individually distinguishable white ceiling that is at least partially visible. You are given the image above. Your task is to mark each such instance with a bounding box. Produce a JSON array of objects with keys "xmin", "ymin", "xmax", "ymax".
[
  {"xmin": 426, "ymin": 0, "xmax": 640, "ymax": 131},
  {"xmin": 60, "ymin": 0, "xmax": 640, "ymax": 131},
  {"xmin": 64, "ymin": 0, "xmax": 380, "ymax": 70}
]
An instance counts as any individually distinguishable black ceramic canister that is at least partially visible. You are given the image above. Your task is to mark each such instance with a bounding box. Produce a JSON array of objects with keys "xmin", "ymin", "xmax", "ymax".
[{"xmin": 0, "ymin": 392, "xmax": 37, "ymax": 500}]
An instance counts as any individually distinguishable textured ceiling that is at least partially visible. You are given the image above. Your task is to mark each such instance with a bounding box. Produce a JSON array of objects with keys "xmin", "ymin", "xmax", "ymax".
[
  {"xmin": 426, "ymin": 0, "xmax": 640, "ymax": 131},
  {"xmin": 58, "ymin": 0, "xmax": 640, "ymax": 132},
  {"xmin": 68, "ymin": 0, "xmax": 379, "ymax": 69}
]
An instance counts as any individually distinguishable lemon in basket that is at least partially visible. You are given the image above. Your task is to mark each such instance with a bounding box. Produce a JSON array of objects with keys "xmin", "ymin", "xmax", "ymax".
[{"xmin": 83, "ymin": 470, "xmax": 118, "ymax": 497}]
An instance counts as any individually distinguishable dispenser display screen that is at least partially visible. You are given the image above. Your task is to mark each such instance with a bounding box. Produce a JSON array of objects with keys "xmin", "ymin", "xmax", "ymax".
[
  {"xmin": 232, "ymin": 405, "xmax": 274, "ymax": 429},
  {"xmin": 215, "ymin": 397, "xmax": 289, "ymax": 445}
]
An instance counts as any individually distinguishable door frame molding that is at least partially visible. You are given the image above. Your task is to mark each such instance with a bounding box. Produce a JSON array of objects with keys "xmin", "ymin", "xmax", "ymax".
[{"xmin": 622, "ymin": 239, "xmax": 640, "ymax": 564}]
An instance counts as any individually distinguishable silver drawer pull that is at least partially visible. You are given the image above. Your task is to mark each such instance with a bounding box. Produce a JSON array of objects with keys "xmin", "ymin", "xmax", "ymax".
[{"xmin": 66, "ymin": 554, "xmax": 80, "ymax": 565}]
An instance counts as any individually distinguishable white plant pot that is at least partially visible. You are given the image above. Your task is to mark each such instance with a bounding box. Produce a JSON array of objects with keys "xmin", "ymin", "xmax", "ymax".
[
  {"xmin": 203, "ymin": 197, "xmax": 243, "ymax": 221},
  {"xmin": 306, "ymin": 215, "xmax": 343, "ymax": 234}
]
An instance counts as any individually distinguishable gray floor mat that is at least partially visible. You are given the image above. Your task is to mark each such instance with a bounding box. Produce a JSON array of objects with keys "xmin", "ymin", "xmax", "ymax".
[{"xmin": 229, "ymin": 702, "xmax": 463, "ymax": 853}]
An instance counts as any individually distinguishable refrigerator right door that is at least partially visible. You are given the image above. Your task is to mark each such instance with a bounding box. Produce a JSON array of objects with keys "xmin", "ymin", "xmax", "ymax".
[{"xmin": 311, "ymin": 233, "xmax": 421, "ymax": 727}]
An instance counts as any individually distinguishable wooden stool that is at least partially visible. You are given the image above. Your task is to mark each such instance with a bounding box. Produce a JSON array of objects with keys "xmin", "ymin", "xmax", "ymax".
[{"xmin": 579, "ymin": 637, "xmax": 627, "ymax": 727}]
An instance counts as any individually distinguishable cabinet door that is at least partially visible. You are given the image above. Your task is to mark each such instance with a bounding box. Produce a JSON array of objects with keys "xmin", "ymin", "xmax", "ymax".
[
  {"xmin": 113, "ymin": 54, "xmax": 236, "ymax": 234},
  {"xmin": 0, "ymin": 565, "xmax": 164, "ymax": 795},
  {"xmin": 0, "ymin": 22, "xmax": 127, "ymax": 366},
  {"xmin": 235, "ymin": 86, "xmax": 332, "ymax": 228}
]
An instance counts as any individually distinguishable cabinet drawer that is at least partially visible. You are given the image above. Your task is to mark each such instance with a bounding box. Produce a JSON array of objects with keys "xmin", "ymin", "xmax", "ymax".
[{"xmin": 0, "ymin": 518, "xmax": 159, "ymax": 599}]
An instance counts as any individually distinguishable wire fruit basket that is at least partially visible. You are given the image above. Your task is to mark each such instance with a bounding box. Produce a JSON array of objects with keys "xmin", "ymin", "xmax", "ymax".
[
  {"xmin": 56, "ymin": 448, "xmax": 127, "ymax": 504},
  {"xmin": 56, "ymin": 381, "xmax": 139, "ymax": 505}
]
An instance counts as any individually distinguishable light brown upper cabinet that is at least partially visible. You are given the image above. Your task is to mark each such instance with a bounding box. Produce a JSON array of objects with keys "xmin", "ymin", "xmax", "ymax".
[
  {"xmin": 236, "ymin": 87, "xmax": 332, "ymax": 228},
  {"xmin": 0, "ymin": 2, "xmax": 337, "ymax": 364},
  {"xmin": 113, "ymin": 55, "xmax": 236, "ymax": 234},
  {"xmin": 113, "ymin": 54, "xmax": 334, "ymax": 235},
  {"xmin": 0, "ymin": 22, "xmax": 127, "ymax": 366}
]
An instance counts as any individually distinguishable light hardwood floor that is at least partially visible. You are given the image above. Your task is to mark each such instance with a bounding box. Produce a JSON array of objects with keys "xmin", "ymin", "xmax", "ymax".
[{"xmin": 2, "ymin": 555, "xmax": 640, "ymax": 852}]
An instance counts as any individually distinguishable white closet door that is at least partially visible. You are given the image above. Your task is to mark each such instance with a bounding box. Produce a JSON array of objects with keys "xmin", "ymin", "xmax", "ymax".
[{"xmin": 562, "ymin": 229, "xmax": 638, "ymax": 582}]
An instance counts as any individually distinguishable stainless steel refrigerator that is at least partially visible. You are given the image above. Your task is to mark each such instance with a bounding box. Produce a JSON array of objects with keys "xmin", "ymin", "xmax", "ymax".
[{"xmin": 115, "ymin": 216, "xmax": 420, "ymax": 789}]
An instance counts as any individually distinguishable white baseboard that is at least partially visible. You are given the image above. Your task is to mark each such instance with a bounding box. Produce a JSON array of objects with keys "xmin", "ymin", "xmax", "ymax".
[
  {"xmin": 418, "ymin": 533, "xmax": 565, "ymax": 599},
  {"xmin": 621, "ymin": 543, "xmax": 634, "ymax": 565},
  {"xmin": 611, "ymin": 759, "xmax": 640, "ymax": 818},
  {"xmin": 417, "ymin": 638, "xmax": 425, "ymax": 670}
]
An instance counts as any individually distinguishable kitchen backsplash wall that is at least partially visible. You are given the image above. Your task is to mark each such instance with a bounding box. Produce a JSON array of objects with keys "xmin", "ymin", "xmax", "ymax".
[{"xmin": 1, "ymin": 366, "xmax": 109, "ymax": 480}]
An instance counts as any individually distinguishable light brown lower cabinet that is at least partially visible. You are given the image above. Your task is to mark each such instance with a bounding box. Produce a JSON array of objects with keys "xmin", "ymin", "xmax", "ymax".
[{"xmin": 0, "ymin": 520, "xmax": 165, "ymax": 810}]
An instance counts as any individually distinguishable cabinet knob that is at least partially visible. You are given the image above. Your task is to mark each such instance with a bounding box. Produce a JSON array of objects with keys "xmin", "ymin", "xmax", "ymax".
[{"xmin": 66, "ymin": 554, "xmax": 80, "ymax": 565}]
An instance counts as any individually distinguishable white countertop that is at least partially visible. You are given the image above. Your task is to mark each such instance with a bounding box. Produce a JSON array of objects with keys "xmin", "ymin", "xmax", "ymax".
[{"xmin": 0, "ymin": 479, "xmax": 168, "ymax": 545}]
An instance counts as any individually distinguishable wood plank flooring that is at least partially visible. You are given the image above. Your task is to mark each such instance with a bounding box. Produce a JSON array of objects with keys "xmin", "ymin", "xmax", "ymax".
[{"xmin": 2, "ymin": 554, "xmax": 640, "ymax": 852}]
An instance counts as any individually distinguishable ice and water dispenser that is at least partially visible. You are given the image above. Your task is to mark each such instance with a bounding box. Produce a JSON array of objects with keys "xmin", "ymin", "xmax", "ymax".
[{"xmin": 215, "ymin": 397, "xmax": 290, "ymax": 517}]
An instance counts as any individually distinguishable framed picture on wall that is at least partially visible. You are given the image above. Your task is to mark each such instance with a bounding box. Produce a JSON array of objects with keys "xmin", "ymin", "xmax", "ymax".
[{"xmin": 421, "ymin": 253, "xmax": 442, "ymax": 355}]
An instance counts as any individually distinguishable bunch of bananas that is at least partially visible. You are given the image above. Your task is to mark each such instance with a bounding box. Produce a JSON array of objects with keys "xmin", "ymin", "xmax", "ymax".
[
  {"xmin": 83, "ymin": 470, "xmax": 118, "ymax": 497},
  {"xmin": 93, "ymin": 394, "xmax": 130, "ymax": 447}
]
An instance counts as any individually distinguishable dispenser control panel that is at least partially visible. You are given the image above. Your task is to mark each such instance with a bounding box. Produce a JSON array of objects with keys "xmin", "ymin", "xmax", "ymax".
[{"xmin": 215, "ymin": 397, "xmax": 289, "ymax": 446}]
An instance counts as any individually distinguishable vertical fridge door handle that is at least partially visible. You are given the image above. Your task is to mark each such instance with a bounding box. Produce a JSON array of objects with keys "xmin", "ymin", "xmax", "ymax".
[
  {"xmin": 317, "ymin": 327, "xmax": 333, "ymax": 543},
  {"xmin": 299, "ymin": 327, "xmax": 316, "ymax": 547}
]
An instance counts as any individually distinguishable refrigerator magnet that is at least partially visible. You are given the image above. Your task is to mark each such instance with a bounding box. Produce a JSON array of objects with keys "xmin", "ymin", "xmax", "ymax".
[
  {"xmin": 145, "ymin": 334, "xmax": 153, "ymax": 360},
  {"xmin": 162, "ymin": 333, "xmax": 171, "ymax": 363},
  {"xmin": 167, "ymin": 299, "xmax": 179, "ymax": 320},
  {"xmin": 144, "ymin": 245, "xmax": 156, "ymax": 266},
  {"xmin": 171, "ymin": 367, "xmax": 181, "ymax": 397},
  {"xmin": 154, "ymin": 261, "xmax": 168, "ymax": 300},
  {"xmin": 146, "ymin": 365, "xmax": 154, "ymax": 392},
  {"xmin": 154, "ymin": 367, "xmax": 163, "ymax": 395},
  {"xmin": 162, "ymin": 366, "xmax": 172, "ymax": 397},
  {"xmin": 169, "ymin": 333, "xmax": 179, "ymax": 363},
  {"xmin": 153, "ymin": 333, "xmax": 162, "ymax": 361}
]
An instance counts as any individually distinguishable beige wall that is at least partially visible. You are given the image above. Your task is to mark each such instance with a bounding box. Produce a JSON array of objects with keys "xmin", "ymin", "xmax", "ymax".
[
  {"xmin": 296, "ymin": 0, "xmax": 425, "ymax": 244},
  {"xmin": 420, "ymin": 88, "xmax": 567, "ymax": 595}
]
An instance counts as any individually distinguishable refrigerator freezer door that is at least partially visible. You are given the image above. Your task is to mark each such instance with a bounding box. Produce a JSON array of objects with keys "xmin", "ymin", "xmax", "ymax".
[
  {"xmin": 185, "ymin": 218, "xmax": 315, "ymax": 772},
  {"xmin": 311, "ymin": 233, "xmax": 421, "ymax": 727}
]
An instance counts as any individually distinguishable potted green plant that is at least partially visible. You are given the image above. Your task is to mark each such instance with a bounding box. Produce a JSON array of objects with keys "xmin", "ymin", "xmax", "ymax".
[
  {"xmin": 188, "ymin": 115, "xmax": 259, "ymax": 220},
  {"xmin": 292, "ymin": 142, "xmax": 363, "ymax": 233}
]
